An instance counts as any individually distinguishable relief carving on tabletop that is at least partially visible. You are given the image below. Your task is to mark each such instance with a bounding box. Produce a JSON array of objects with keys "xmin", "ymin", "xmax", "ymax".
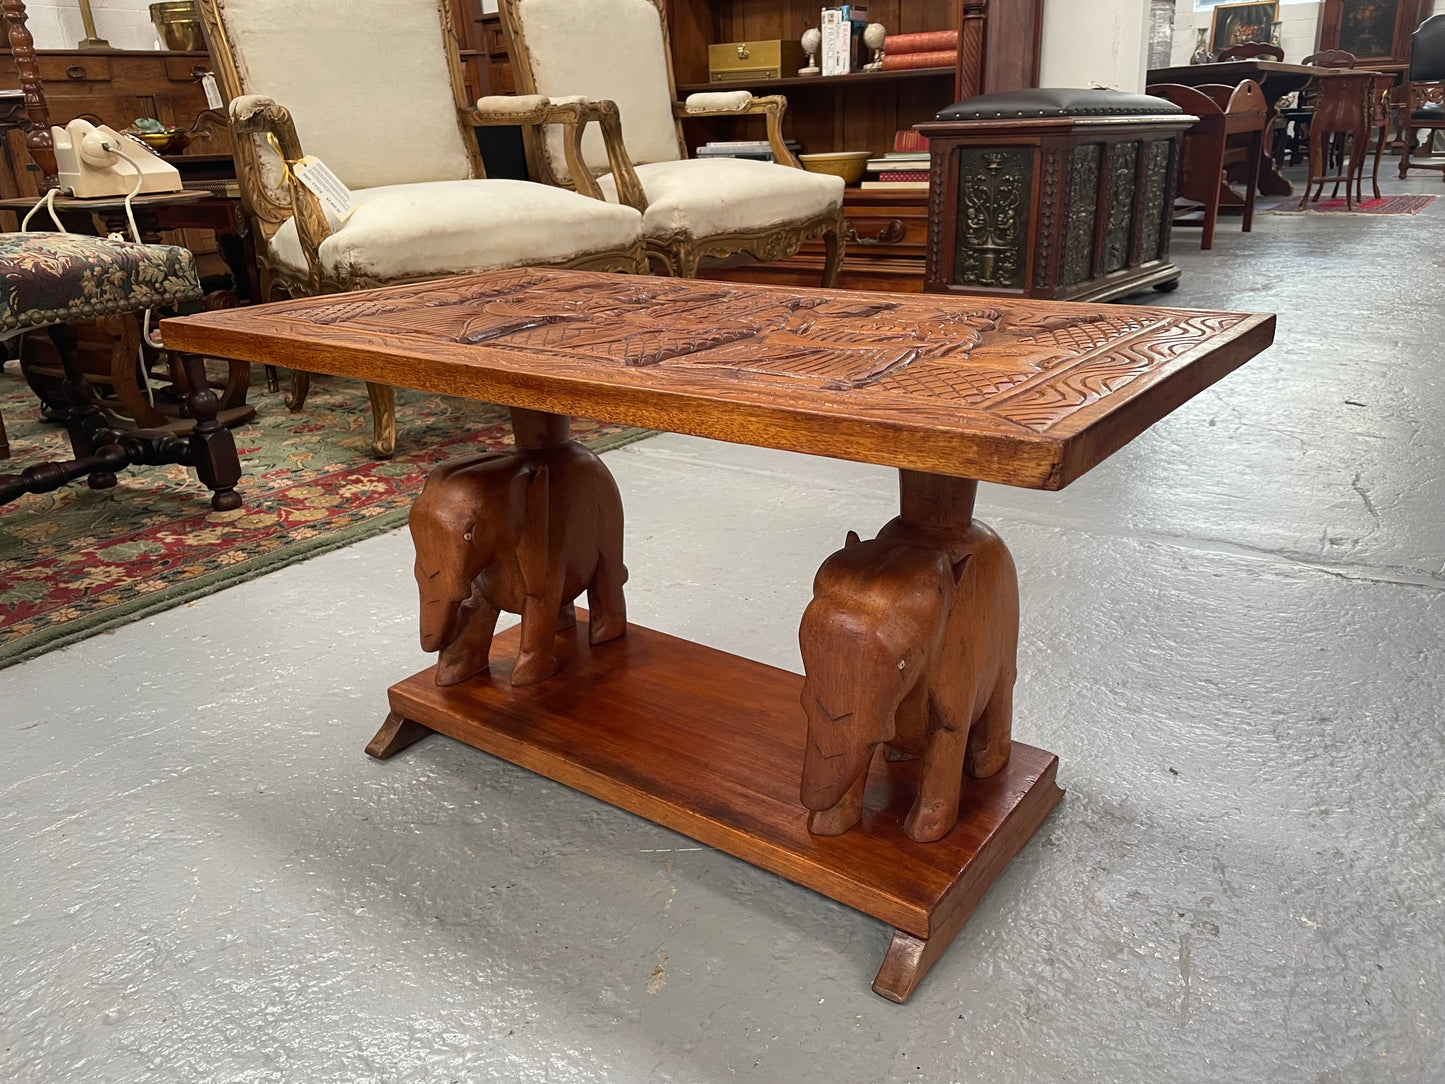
[{"xmin": 276, "ymin": 271, "xmax": 1252, "ymax": 437}]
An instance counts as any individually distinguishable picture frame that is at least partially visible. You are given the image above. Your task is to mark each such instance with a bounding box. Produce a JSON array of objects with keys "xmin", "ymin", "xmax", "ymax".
[
  {"xmin": 1319, "ymin": 0, "xmax": 1430, "ymax": 65},
  {"xmin": 1208, "ymin": 1, "xmax": 1280, "ymax": 55}
]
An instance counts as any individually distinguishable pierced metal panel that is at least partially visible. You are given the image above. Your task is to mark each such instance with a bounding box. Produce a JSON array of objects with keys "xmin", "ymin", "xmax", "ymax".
[
  {"xmin": 1061, "ymin": 143, "xmax": 1101, "ymax": 287},
  {"xmin": 952, "ymin": 148, "xmax": 1032, "ymax": 289}
]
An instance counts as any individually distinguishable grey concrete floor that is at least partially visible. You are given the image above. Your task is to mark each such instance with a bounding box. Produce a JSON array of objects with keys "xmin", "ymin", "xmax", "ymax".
[{"xmin": 4, "ymin": 172, "xmax": 1445, "ymax": 1084}]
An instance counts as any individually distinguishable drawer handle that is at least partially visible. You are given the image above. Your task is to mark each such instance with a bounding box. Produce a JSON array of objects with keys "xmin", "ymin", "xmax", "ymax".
[
  {"xmin": 845, "ymin": 219, "xmax": 906, "ymax": 246},
  {"xmin": 736, "ymin": 44, "xmax": 750, "ymax": 59},
  {"xmin": 65, "ymin": 65, "xmax": 87, "ymax": 80},
  {"xmin": 191, "ymin": 64, "xmax": 208, "ymax": 78}
]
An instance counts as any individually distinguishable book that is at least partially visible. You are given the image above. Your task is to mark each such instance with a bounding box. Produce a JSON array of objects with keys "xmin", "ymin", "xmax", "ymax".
[
  {"xmin": 893, "ymin": 130, "xmax": 930, "ymax": 153},
  {"xmin": 860, "ymin": 179, "xmax": 929, "ymax": 190},
  {"xmin": 821, "ymin": 5, "xmax": 869, "ymax": 76},
  {"xmin": 865, "ymin": 154, "xmax": 930, "ymax": 169},
  {"xmin": 863, "ymin": 169, "xmax": 929, "ymax": 183},
  {"xmin": 879, "ymin": 49, "xmax": 958, "ymax": 71},
  {"xmin": 882, "ymin": 30, "xmax": 960, "ymax": 54}
]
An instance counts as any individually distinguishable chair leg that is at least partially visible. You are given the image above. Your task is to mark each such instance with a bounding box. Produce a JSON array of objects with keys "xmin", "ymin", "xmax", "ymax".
[
  {"xmin": 1201, "ymin": 172, "xmax": 1221, "ymax": 250},
  {"xmin": 821, "ymin": 222, "xmax": 845, "ymax": 288},
  {"xmin": 1399, "ymin": 126, "xmax": 1415, "ymax": 179},
  {"xmin": 49, "ymin": 323, "xmax": 116, "ymax": 492},
  {"xmin": 0, "ymin": 405, "xmax": 9, "ymax": 460},
  {"xmin": 285, "ymin": 369, "xmax": 311, "ymax": 412},
  {"xmin": 366, "ymin": 381, "xmax": 396, "ymax": 459},
  {"xmin": 1241, "ymin": 132, "xmax": 1261, "ymax": 234},
  {"xmin": 1369, "ymin": 121, "xmax": 1386, "ymax": 201},
  {"xmin": 264, "ymin": 364, "xmax": 281, "ymax": 393}
]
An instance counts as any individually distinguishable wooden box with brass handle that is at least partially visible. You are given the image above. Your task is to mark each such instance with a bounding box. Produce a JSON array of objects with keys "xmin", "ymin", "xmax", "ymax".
[{"xmin": 707, "ymin": 39, "xmax": 805, "ymax": 82}]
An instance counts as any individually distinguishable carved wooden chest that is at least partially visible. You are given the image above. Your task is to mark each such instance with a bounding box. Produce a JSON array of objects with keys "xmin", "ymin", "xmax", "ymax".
[{"xmin": 917, "ymin": 89, "xmax": 1196, "ymax": 303}]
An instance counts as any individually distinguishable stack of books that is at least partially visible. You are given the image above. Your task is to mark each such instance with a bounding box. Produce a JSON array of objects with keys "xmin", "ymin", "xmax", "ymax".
[
  {"xmin": 879, "ymin": 29, "xmax": 960, "ymax": 72},
  {"xmin": 696, "ymin": 139, "xmax": 802, "ymax": 163},
  {"xmin": 859, "ymin": 131, "xmax": 930, "ymax": 191}
]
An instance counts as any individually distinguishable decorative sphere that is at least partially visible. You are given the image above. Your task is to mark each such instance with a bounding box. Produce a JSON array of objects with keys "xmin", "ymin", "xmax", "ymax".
[
  {"xmin": 863, "ymin": 22, "xmax": 886, "ymax": 50},
  {"xmin": 801, "ymin": 27, "xmax": 822, "ymax": 53}
]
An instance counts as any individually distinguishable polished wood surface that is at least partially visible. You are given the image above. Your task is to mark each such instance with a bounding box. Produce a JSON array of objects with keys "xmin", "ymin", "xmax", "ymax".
[
  {"xmin": 799, "ymin": 503, "xmax": 1019, "ymax": 843},
  {"xmin": 162, "ymin": 268, "xmax": 1275, "ymax": 491},
  {"xmin": 1147, "ymin": 60, "xmax": 1341, "ymax": 198},
  {"xmin": 378, "ymin": 614, "xmax": 1063, "ymax": 1002},
  {"xmin": 408, "ymin": 409, "xmax": 627, "ymax": 688}
]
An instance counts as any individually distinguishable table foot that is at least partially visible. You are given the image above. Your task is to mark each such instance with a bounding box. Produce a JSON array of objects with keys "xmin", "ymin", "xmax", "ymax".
[{"xmin": 365, "ymin": 712, "xmax": 435, "ymax": 759}]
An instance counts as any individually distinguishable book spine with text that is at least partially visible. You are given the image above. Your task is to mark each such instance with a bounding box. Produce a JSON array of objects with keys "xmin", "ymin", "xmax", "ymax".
[{"xmin": 882, "ymin": 30, "xmax": 960, "ymax": 54}]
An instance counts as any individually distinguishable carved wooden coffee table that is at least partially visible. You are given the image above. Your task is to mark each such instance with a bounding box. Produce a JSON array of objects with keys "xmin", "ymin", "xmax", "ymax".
[{"xmin": 163, "ymin": 270, "xmax": 1274, "ymax": 1002}]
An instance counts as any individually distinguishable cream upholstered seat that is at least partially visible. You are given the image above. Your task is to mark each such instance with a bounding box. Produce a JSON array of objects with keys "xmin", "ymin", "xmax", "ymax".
[
  {"xmin": 499, "ymin": 0, "xmax": 846, "ymax": 283},
  {"xmin": 196, "ymin": 0, "xmax": 646, "ymax": 457},
  {"xmin": 268, "ymin": 179, "xmax": 642, "ymax": 280}
]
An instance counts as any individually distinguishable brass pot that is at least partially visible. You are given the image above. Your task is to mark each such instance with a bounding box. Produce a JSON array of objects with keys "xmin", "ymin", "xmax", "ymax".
[{"xmin": 150, "ymin": 1, "xmax": 206, "ymax": 52}]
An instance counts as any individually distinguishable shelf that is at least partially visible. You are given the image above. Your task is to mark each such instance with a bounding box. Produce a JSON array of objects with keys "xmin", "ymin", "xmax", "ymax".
[{"xmin": 677, "ymin": 67, "xmax": 956, "ymax": 94}]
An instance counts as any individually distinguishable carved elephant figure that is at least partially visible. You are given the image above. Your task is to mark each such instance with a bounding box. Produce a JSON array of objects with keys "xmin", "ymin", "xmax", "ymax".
[
  {"xmin": 410, "ymin": 441, "xmax": 627, "ymax": 688},
  {"xmin": 798, "ymin": 520, "xmax": 1018, "ymax": 843}
]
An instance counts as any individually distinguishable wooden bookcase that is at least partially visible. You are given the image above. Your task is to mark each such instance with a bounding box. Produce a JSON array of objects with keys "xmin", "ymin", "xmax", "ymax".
[{"xmin": 666, "ymin": 0, "xmax": 1045, "ymax": 291}]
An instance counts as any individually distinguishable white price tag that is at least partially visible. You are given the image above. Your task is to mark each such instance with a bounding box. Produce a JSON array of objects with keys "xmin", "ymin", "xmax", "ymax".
[
  {"xmin": 201, "ymin": 72, "xmax": 223, "ymax": 110},
  {"xmin": 294, "ymin": 156, "xmax": 357, "ymax": 222}
]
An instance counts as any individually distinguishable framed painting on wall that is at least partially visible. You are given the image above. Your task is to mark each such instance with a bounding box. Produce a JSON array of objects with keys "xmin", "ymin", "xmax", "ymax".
[
  {"xmin": 1319, "ymin": 0, "xmax": 1431, "ymax": 67},
  {"xmin": 1209, "ymin": 1, "xmax": 1280, "ymax": 54}
]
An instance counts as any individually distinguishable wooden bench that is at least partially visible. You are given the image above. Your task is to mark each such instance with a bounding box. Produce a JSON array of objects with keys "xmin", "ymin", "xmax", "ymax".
[{"xmin": 164, "ymin": 269, "xmax": 1274, "ymax": 1002}]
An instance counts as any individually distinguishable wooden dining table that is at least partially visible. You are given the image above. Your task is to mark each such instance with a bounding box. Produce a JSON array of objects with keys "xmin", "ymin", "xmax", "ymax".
[{"xmin": 1146, "ymin": 60, "xmax": 1378, "ymax": 203}]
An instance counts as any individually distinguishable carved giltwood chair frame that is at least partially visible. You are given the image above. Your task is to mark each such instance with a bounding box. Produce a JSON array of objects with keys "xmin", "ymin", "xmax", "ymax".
[
  {"xmin": 498, "ymin": 0, "xmax": 846, "ymax": 284},
  {"xmin": 195, "ymin": 0, "xmax": 647, "ymax": 457}
]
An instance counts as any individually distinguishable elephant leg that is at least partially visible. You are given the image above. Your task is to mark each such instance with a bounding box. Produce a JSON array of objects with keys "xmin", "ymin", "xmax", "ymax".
[
  {"xmin": 964, "ymin": 672, "xmax": 1014, "ymax": 779},
  {"xmin": 905, "ymin": 697, "xmax": 968, "ymax": 843},
  {"xmin": 586, "ymin": 555, "xmax": 628, "ymax": 645},
  {"xmin": 511, "ymin": 586, "xmax": 564, "ymax": 686},
  {"xmin": 807, "ymin": 747, "xmax": 874, "ymax": 836},
  {"xmin": 557, "ymin": 600, "xmax": 577, "ymax": 631},
  {"xmin": 436, "ymin": 588, "xmax": 501, "ymax": 687}
]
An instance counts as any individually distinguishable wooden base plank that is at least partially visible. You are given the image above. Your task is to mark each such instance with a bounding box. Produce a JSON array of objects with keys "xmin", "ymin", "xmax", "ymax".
[{"xmin": 379, "ymin": 616, "xmax": 1063, "ymax": 1001}]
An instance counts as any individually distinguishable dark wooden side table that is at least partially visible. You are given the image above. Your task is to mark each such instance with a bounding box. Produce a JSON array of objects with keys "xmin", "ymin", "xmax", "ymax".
[
  {"xmin": 1146, "ymin": 60, "xmax": 1356, "ymax": 202},
  {"xmin": 0, "ymin": 189, "xmax": 255, "ymax": 432},
  {"xmin": 164, "ymin": 268, "xmax": 1275, "ymax": 1002}
]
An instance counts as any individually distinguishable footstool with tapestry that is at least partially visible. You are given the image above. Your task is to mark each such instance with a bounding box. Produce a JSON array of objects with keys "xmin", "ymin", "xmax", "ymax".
[{"xmin": 0, "ymin": 233, "xmax": 241, "ymax": 511}]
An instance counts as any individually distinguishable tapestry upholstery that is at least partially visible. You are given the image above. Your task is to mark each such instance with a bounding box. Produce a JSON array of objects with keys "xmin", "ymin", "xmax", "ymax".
[
  {"xmin": 268, "ymin": 179, "xmax": 644, "ymax": 278},
  {"xmin": 0, "ymin": 233, "xmax": 202, "ymax": 332}
]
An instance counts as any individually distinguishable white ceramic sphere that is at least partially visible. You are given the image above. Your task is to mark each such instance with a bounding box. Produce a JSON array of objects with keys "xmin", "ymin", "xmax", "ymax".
[
  {"xmin": 863, "ymin": 22, "xmax": 886, "ymax": 50},
  {"xmin": 801, "ymin": 27, "xmax": 822, "ymax": 53}
]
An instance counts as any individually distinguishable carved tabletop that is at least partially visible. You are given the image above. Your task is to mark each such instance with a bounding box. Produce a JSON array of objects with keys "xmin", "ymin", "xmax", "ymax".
[{"xmin": 163, "ymin": 268, "xmax": 1275, "ymax": 490}]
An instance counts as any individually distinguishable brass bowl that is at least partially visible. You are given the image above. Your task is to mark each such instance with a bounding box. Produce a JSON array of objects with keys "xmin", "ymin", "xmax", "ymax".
[
  {"xmin": 125, "ymin": 128, "xmax": 196, "ymax": 154},
  {"xmin": 798, "ymin": 151, "xmax": 871, "ymax": 186},
  {"xmin": 150, "ymin": 1, "xmax": 206, "ymax": 52}
]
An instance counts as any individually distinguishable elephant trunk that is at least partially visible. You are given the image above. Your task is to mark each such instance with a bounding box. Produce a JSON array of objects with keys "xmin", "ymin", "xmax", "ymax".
[
  {"xmin": 800, "ymin": 720, "xmax": 878, "ymax": 812},
  {"xmin": 415, "ymin": 556, "xmax": 474, "ymax": 653}
]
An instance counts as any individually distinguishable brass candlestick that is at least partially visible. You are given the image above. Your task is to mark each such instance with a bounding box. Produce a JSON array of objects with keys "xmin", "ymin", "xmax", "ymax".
[{"xmin": 76, "ymin": 0, "xmax": 110, "ymax": 50}]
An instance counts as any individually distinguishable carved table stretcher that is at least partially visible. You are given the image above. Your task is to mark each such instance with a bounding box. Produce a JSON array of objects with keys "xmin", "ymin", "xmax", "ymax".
[{"xmin": 163, "ymin": 270, "xmax": 1274, "ymax": 1002}]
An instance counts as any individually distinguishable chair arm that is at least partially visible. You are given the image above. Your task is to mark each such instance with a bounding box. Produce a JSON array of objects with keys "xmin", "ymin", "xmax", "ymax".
[
  {"xmin": 465, "ymin": 95, "xmax": 646, "ymax": 210},
  {"xmin": 673, "ymin": 92, "xmax": 799, "ymax": 168},
  {"xmin": 228, "ymin": 94, "xmax": 331, "ymax": 280}
]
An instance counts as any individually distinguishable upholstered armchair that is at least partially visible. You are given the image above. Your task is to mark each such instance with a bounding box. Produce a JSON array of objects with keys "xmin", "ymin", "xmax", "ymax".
[
  {"xmin": 1397, "ymin": 14, "xmax": 1445, "ymax": 181},
  {"xmin": 498, "ymin": 0, "xmax": 846, "ymax": 284},
  {"xmin": 195, "ymin": 0, "xmax": 646, "ymax": 457}
]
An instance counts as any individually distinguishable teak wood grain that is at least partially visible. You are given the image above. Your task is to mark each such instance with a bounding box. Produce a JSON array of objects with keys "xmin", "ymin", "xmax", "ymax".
[
  {"xmin": 381, "ymin": 614, "xmax": 1062, "ymax": 1000},
  {"xmin": 163, "ymin": 268, "xmax": 1274, "ymax": 491}
]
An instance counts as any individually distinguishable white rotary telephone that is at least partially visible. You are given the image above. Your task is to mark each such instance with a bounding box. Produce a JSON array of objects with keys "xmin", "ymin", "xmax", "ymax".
[{"xmin": 50, "ymin": 118, "xmax": 183, "ymax": 199}]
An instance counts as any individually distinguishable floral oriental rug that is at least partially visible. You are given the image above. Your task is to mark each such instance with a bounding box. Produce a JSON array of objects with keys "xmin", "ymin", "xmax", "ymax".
[{"xmin": 0, "ymin": 364, "xmax": 650, "ymax": 669}]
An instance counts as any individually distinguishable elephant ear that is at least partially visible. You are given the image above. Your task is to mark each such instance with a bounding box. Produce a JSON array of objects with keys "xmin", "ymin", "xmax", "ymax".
[
  {"xmin": 951, "ymin": 552, "xmax": 975, "ymax": 587},
  {"xmin": 845, "ymin": 529, "xmax": 862, "ymax": 547},
  {"xmin": 516, "ymin": 463, "xmax": 551, "ymax": 598}
]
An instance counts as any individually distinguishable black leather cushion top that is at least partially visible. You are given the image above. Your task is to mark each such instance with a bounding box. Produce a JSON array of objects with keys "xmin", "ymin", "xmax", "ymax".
[
  {"xmin": 937, "ymin": 87, "xmax": 1185, "ymax": 121},
  {"xmin": 1411, "ymin": 13, "xmax": 1445, "ymax": 82},
  {"xmin": 1411, "ymin": 102, "xmax": 1445, "ymax": 122}
]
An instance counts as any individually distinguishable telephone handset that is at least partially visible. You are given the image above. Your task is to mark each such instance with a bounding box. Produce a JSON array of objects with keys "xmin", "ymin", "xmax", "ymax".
[{"xmin": 50, "ymin": 119, "xmax": 183, "ymax": 199}]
